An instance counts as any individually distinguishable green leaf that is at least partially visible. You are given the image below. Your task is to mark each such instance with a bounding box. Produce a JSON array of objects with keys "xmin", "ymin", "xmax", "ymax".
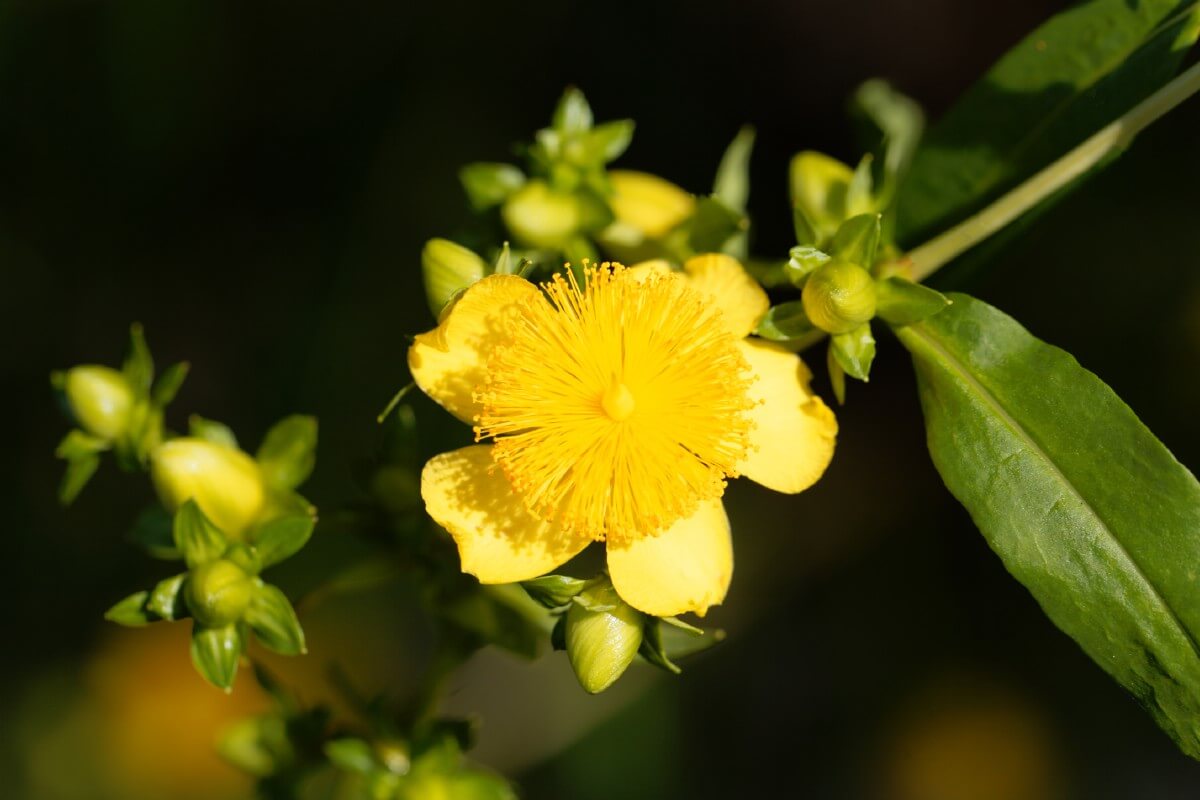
[
  {"xmin": 638, "ymin": 619, "xmax": 681, "ymax": 675},
  {"xmin": 521, "ymin": 575, "xmax": 592, "ymax": 609},
  {"xmin": 256, "ymin": 415, "xmax": 318, "ymax": 491},
  {"xmin": 552, "ymin": 87, "xmax": 593, "ymax": 134},
  {"xmin": 57, "ymin": 450, "xmax": 100, "ymax": 505},
  {"xmin": 188, "ymin": 415, "xmax": 238, "ymax": 448},
  {"xmin": 122, "ymin": 323, "xmax": 154, "ymax": 392},
  {"xmin": 845, "ymin": 155, "xmax": 875, "ymax": 218},
  {"xmin": 875, "ymin": 276, "xmax": 952, "ymax": 325},
  {"xmin": 128, "ymin": 505, "xmax": 181, "ymax": 560},
  {"xmin": 325, "ymin": 737, "xmax": 378, "ymax": 775},
  {"xmin": 830, "ymin": 213, "xmax": 881, "ymax": 268},
  {"xmin": 830, "ymin": 324, "xmax": 875, "ymax": 382},
  {"xmin": 792, "ymin": 207, "xmax": 819, "ymax": 248},
  {"xmin": 440, "ymin": 584, "xmax": 545, "ymax": 659},
  {"xmin": 583, "ymin": 120, "xmax": 635, "ymax": 163},
  {"xmin": 105, "ymin": 591, "xmax": 153, "ymax": 626},
  {"xmin": 460, "ymin": 163, "xmax": 526, "ymax": 211},
  {"xmin": 147, "ymin": 573, "xmax": 189, "ymax": 620},
  {"xmin": 713, "ymin": 125, "xmax": 755, "ymax": 214},
  {"xmin": 191, "ymin": 623, "xmax": 242, "ymax": 691},
  {"xmin": 897, "ymin": 0, "xmax": 1200, "ymax": 245},
  {"xmin": 174, "ymin": 499, "xmax": 228, "ymax": 568},
  {"xmin": 853, "ymin": 79, "xmax": 925, "ymax": 208},
  {"xmin": 252, "ymin": 514, "xmax": 315, "ymax": 568},
  {"xmin": 895, "ymin": 294, "xmax": 1200, "ymax": 759},
  {"xmin": 755, "ymin": 302, "xmax": 816, "ymax": 342},
  {"xmin": 151, "ymin": 361, "xmax": 189, "ymax": 407},
  {"xmin": 686, "ymin": 196, "xmax": 747, "ymax": 254},
  {"xmin": 55, "ymin": 429, "xmax": 109, "ymax": 459},
  {"xmin": 246, "ymin": 583, "xmax": 306, "ymax": 656}
]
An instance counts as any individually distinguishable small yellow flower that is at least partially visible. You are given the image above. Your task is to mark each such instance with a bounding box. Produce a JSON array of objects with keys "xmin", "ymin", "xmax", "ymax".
[
  {"xmin": 151, "ymin": 438, "xmax": 267, "ymax": 540},
  {"xmin": 408, "ymin": 255, "xmax": 836, "ymax": 617}
]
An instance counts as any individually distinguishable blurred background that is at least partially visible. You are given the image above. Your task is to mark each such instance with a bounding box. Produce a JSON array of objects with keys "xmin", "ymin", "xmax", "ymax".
[{"xmin": 3, "ymin": 0, "xmax": 1199, "ymax": 798}]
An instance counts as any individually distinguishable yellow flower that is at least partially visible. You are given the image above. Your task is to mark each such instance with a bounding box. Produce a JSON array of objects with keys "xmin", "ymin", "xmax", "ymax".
[
  {"xmin": 607, "ymin": 170, "xmax": 695, "ymax": 239},
  {"xmin": 151, "ymin": 438, "xmax": 267, "ymax": 540},
  {"xmin": 408, "ymin": 255, "xmax": 836, "ymax": 617}
]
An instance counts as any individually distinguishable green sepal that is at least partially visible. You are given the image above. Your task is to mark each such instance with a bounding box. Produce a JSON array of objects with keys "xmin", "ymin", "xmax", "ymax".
[
  {"xmin": 792, "ymin": 206, "xmax": 819, "ymax": 248},
  {"xmin": 224, "ymin": 542, "xmax": 263, "ymax": 576},
  {"xmin": 128, "ymin": 505, "xmax": 181, "ymax": 560},
  {"xmin": 784, "ymin": 245, "xmax": 831, "ymax": 287},
  {"xmin": 460, "ymin": 162, "xmax": 526, "ymax": 211},
  {"xmin": 147, "ymin": 573, "xmax": 189, "ymax": 620},
  {"xmin": 845, "ymin": 154, "xmax": 875, "ymax": 217},
  {"xmin": 191, "ymin": 623, "xmax": 243, "ymax": 691},
  {"xmin": 713, "ymin": 125, "xmax": 755, "ymax": 214},
  {"xmin": 251, "ymin": 514, "xmax": 316, "ymax": 569},
  {"xmin": 582, "ymin": 119, "xmax": 635, "ymax": 164},
  {"xmin": 121, "ymin": 323, "xmax": 154, "ymax": 393},
  {"xmin": 827, "ymin": 344, "xmax": 847, "ymax": 405},
  {"xmin": 831, "ymin": 323, "xmax": 876, "ymax": 382},
  {"xmin": 830, "ymin": 213, "xmax": 881, "ymax": 268},
  {"xmin": 326, "ymin": 737, "xmax": 379, "ymax": 775},
  {"xmin": 687, "ymin": 195, "xmax": 747, "ymax": 255},
  {"xmin": 755, "ymin": 301, "xmax": 816, "ymax": 342},
  {"xmin": 105, "ymin": 590, "xmax": 154, "ymax": 626},
  {"xmin": 551, "ymin": 86, "xmax": 593, "ymax": 134},
  {"xmin": 188, "ymin": 415, "xmax": 238, "ymax": 449},
  {"xmin": 256, "ymin": 415, "xmax": 317, "ymax": 491},
  {"xmin": 55, "ymin": 429, "xmax": 108, "ymax": 504},
  {"xmin": 521, "ymin": 575, "xmax": 593, "ymax": 609},
  {"xmin": 875, "ymin": 276, "xmax": 951, "ymax": 326},
  {"xmin": 637, "ymin": 618, "xmax": 681, "ymax": 675},
  {"xmin": 492, "ymin": 241, "xmax": 515, "ymax": 276},
  {"xmin": 659, "ymin": 620, "xmax": 725, "ymax": 660},
  {"xmin": 152, "ymin": 361, "xmax": 190, "ymax": 407},
  {"xmin": 174, "ymin": 499, "xmax": 229, "ymax": 568},
  {"xmin": 245, "ymin": 582, "xmax": 306, "ymax": 656}
]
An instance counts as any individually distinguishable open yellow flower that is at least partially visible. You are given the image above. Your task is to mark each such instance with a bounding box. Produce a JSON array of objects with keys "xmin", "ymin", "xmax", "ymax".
[{"xmin": 408, "ymin": 255, "xmax": 836, "ymax": 617}]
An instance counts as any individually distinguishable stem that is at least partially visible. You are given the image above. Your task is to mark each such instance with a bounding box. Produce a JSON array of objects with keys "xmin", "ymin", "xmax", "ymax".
[{"xmin": 905, "ymin": 59, "xmax": 1200, "ymax": 282}]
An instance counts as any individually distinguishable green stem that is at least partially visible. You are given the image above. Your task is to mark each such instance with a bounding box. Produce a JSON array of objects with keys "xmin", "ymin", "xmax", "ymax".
[{"xmin": 905, "ymin": 59, "xmax": 1200, "ymax": 282}]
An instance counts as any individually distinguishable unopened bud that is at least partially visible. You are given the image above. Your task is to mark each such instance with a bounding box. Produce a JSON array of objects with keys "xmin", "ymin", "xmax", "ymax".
[
  {"xmin": 422, "ymin": 238, "xmax": 486, "ymax": 317},
  {"xmin": 802, "ymin": 261, "xmax": 877, "ymax": 334},
  {"xmin": 501, "ymin": 179, "xmax": 582, "ymax": 249},
  {"xmin": 63, "ymin": 365, "xmax": 134, "ymax": 440},
  {"xmin": 186, "ymin": 559, "xmax": 253, "ymax": 626},
  {"xmin": 607, "ymin": 170, "xmax": 695, "ymax": 239},
  {"xmin": 565, "ymin": 582, "xmax": 644, "ymax": 694},
  {"xmin": 151, "ymin": 438, "xmax": 266, "ymax": 540}
]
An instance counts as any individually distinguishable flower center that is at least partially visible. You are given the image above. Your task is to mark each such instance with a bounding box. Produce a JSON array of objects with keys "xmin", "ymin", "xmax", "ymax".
[{"xmin": 475, "ymin": 263, "xmax": 755, "ymax": 544}]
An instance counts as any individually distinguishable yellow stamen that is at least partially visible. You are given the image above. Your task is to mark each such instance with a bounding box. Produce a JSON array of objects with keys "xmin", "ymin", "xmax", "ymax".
[{"xmin": 474, "ymin": 263, "xmax": 755, "ymax": 544}]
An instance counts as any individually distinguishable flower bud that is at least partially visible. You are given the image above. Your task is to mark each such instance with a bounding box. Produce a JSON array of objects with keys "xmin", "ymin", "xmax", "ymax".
[
  {"xmin": 790, "ymin": 151, "xmax": 855, "ymax": 243},
  {"xmin": 607, "ymin": 170, "xmax": 695, "ymax": 239},
  {"xmin": 63, "ymin": 365, "xmax": 134, "ymax": 440},
  {"xmin": 186, "ymin": 559, "xmax": 253, "ymax": 626},
  {"xmin": 151, "ymin": 438, "xmax": 266, "ymax": 540},
  {"xmin": 501, "ymin": 179, "xmax": 582, "ymax": 249},
  {"xmin": 422, "ymin": 238, "xmax": 486, "ymax": 317},
  {"xmin": 802, "ymin": 261, "xmax": 877, "ymax": 335},
  {"xmin": 565, "ymin": 582, "xmax": 644, "ymax": 694}
]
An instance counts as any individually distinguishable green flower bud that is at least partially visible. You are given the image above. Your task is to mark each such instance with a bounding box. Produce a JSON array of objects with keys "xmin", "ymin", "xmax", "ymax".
[
  {"xmin": 501, "ymin": 179, "xmax": 582, "ymax": 249},
  {"xmin": 802, "ymin": 261, "xmax": 877, "ymax": 335},
  {"xmin": 565, "ymin": 582, "xmax": 644, "ymax": 694},
  {"xmin": 422, "ymin": 238, "xmax": 486, "ymax": 318},
  {"xmin": 151, "ymin": 438, "xmax": 266, "ymax": 540},
  {"xmin": 63, "ymin": 365, "xmax": 134, "ymax": 440},
  {"xmin": 186, "ymin": 559, "xmax": 253, "ymax": 626}
]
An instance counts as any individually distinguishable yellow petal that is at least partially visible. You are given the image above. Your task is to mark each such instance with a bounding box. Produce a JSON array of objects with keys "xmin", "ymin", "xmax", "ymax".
[
  {"xmin": 682, "ymin": 254, "xmax": 770, "ymax": 339},
  {"xmin": 736, "ymin": 339, "xmax": 837, "ymax": 494},
  {"xmin": 421, "ymin": 445, "xmax": 590, "ymax": 583},
  {"xmin": 608, "ymin": 170, "xmax": 695, "ymax": 239},
  {"xmin": 606, "ymin": 500, "xmax": 732, "ymax": 617},
  {"xmin": 407, "ymin": 274, "xmax": 540, "ymax": 424}
]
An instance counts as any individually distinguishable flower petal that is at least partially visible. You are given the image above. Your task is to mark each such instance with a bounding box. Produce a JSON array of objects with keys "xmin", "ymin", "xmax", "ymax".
[
  {"xmin": 421, "ymin": 445, "xmax": 591, "ymax": 583},
  {"xmin": 682, "ymin": 254, "xmax": 770, "ymax": 339},
  {"xmin": 407, "ymin": 275, "xmax": 540, "ymax": 424},
  {"xmin": 737, "ymin": 339, "xmax": 838, "ymax": 494},
  {"xmin": 607, "ymin": 500, "xmax": 732, "ymax": 617},
  {"xmin": 608, "ymin": 170, "xmax": 695, "ymax": 239}
]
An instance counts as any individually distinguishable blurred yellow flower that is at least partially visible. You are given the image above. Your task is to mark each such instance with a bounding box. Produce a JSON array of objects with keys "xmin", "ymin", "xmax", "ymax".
[
  {"xmin": 151, "ymin": 438, "xmax": 266, "ymax": 540},
  {"xmin": 409, "ymin": 256, "xmax": 836, "ymax": 617},
  {"xmin": 606, "ymin": 170, "xmax": 695, "ymax": 239}
]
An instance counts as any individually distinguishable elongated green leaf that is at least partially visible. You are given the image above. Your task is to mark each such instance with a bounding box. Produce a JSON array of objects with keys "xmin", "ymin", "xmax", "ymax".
[
  {"xmin": 713, "ymin": 125, "xmax": 755, "ymax": 214},
  {"xmin": 895, "ymin": 294, "xmax": 1200, "ymax": 758},
  {"xmin": 897, "ymin": 0, "xmax": 1200, "ymax": 245},
  {"xmin": 256, "ymin": 415, "xmax": 317, "ymax": 491}
]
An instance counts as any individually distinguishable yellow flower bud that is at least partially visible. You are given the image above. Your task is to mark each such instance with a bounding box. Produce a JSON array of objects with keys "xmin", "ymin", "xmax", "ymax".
[
  {"xmin": 186, "ymin": 559, "xmax": 253, "ymax": 626},
  {"xmin": 501, "ymin": 179, "xmax": 582, "ymax": 249},
  {"xmin": 151, "ymin": 438, "xmax": 266, "ymax": 540},
  {"xmin": 802, "ymin": 261, "xmax": 877, "ymax": 334},
  {"xmin": 422, "ymin": 238, "xmax": 486, "ymax": 317},
  {"xmin": 565, "ymin": 583, "xmax": 644, "ymax": 694},
  {"xmin": 607, "ymin": 170, "xmax": 695, "ymax": 239},
  {"xmin": 63, "ymin": 365, "xmax": 134, "ymax": 440}
]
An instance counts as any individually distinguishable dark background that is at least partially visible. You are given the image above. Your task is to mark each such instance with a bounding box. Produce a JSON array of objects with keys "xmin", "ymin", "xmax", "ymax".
[{"xmin": 3, "ymin": 1, "xmax": 1199, "ymax": 798}]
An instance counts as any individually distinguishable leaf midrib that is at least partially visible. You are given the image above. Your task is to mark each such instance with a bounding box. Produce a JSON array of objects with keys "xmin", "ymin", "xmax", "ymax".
[{"xmin": 906, "ymin": 320, "xmax": 1200, "ymax": 662}]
